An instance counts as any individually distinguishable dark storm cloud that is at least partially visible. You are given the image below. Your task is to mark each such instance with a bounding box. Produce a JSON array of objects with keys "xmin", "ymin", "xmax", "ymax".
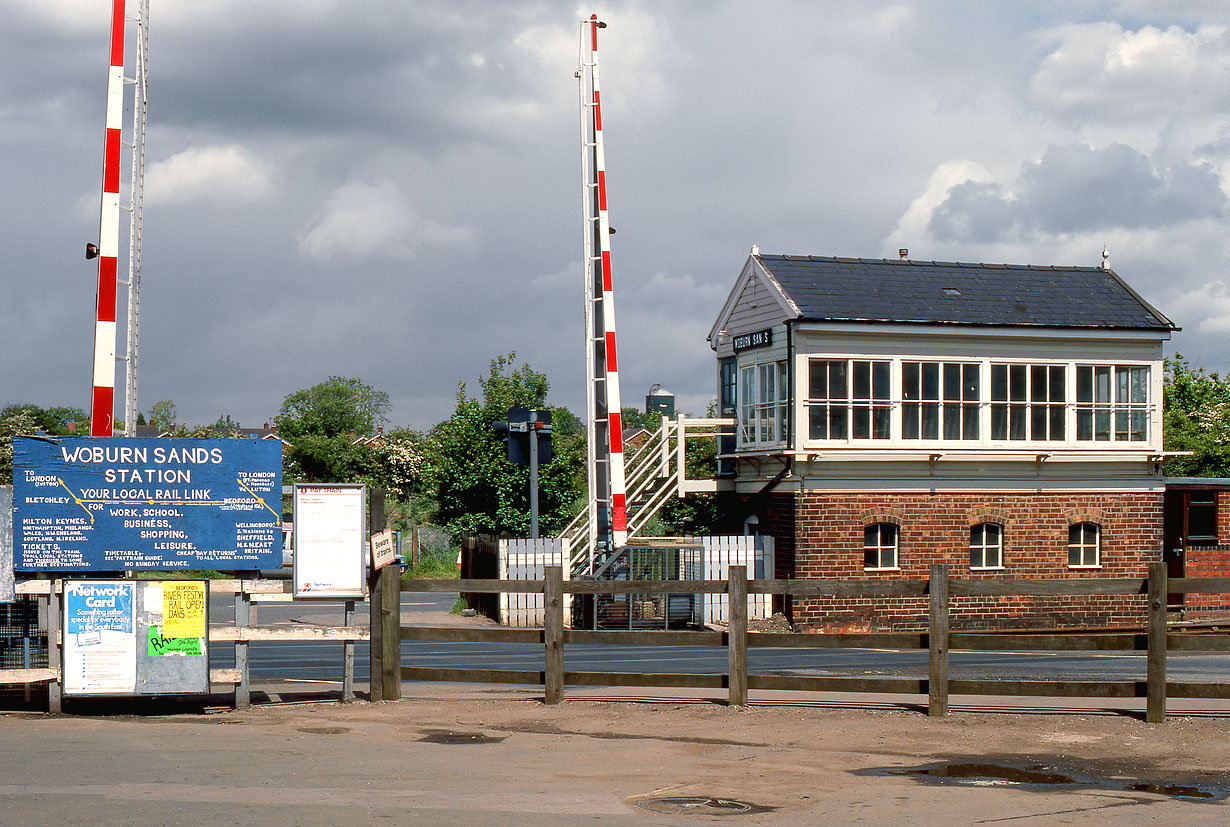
[
  {"xmin": 928, "ymin": 143, "xmax": 1226, "ymax": 242},
  {"xmin": 150, "ymin": 2, "xmax": 571, "ymax": 148},
  {"xmin": 7, "ymin": 2, "xmax": 1230, "ymax": 430}
]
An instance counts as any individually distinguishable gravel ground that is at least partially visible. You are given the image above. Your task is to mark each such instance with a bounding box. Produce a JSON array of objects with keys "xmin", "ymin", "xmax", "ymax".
[{"xmin": 3, "ymin": 686, "xmax": 1229, "ymax": 825}]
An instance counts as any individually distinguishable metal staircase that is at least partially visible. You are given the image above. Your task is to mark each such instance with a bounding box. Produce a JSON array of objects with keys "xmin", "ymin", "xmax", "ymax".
[{"xmin": 563, "ymin": 416, "xmax": 735, "ymax": 577}]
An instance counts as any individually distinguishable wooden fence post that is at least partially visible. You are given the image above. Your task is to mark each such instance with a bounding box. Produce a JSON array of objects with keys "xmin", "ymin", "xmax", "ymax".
[
  {"xmin": 234, "ymin": 589, "xmax": 250, "ymax": 709},
  {"xmin": 928, "ymin": 564, "xmax": 949, "ymax": 717},
  {"xmin": 368, "ymin": 567, "xmax": 384, "ymax": 702},
  {"xmin": 380, "ymin": 565, "xmax": 401, "ymax": 701},
  {"xmin": 728, "ymin": 565, "xmax": 748, "ymax": 707},
  {"xmin": 368, "ymin": 489, "xmax": 401, "ymax": 702},
  {"xmin": 544, "ymin": 565, "xmax": 564, "ymax": 704},
  {"xmin": 1147, "ymin": 561, "xmax": 1167, "ymax": 723}
]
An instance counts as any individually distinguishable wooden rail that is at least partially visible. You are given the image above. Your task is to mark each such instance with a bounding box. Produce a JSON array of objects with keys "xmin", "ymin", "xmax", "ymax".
[
  {"xmin": 398, "ymin": 564, "xmax": 1230, "ymax": 723},
  {"xmin": 7, "ymin": 565, "xmax": 1230, "ymax": 721},
  {"xmin": 0, "ymin": 577, "xmax": 367, "ymax": 711}
]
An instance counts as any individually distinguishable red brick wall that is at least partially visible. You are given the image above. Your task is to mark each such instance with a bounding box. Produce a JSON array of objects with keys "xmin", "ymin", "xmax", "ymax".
[
  {"xmin": 1218, "ymin": 491, "xmax": 1230, "ymax": 542},
  {"xmin": 1183, "ymin": 543, "xmax": 1230, "ymax": 619},
  {"xmin": 783, "ymin": 491, "xmax": 1161, "ymax": 632}
]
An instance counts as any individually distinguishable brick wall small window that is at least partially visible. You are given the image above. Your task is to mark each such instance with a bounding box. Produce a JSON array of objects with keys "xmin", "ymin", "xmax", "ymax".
[
  {"xmin": 970, "ymin": 523, "xmax": 1003, "ymax": 569},
  {"xmin": 1068, "ymin": 522, "xmax": 1101, "ymax": 568},
  {"xmin": 1187, "ymin": 491, "xmax": 1218, "ymax": 542},
  {"xmin": 864, "ymin": 523, "xmax": 899, "ymax": 570}
]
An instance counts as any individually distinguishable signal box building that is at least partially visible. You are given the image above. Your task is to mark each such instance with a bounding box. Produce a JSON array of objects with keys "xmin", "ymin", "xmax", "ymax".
[{"xmin": 709, "ymin": 250, "xmax": 1177, "ymax": 631}]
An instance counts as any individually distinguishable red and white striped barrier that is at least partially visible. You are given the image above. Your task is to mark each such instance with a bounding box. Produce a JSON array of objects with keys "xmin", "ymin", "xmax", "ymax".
[
  {"xmin": 585, "ymin": 15, "xmax": 628, "ymax": 546},
  {"xmin": 90, "ymin": 0, "xmax": 126, "ymax": 436}
]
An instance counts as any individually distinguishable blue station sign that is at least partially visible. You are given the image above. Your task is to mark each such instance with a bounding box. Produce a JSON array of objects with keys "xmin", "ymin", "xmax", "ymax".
[{"xmin": 12, "ymin": 436, "xmax": 283, "ymax": 571}]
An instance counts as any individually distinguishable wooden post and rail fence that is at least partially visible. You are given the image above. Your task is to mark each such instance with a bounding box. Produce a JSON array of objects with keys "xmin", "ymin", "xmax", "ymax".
[
  {"xmin": 7, "ymin": 562, "xmax": 1230, "ymax": 723},
  {"xmin": 390, "ymin": 561, "xmax": 1230, "ymax": 724}
]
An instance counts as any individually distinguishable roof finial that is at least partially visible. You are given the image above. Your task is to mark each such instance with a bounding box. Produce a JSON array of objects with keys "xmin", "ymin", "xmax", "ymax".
[
  {"xmin": 750, "ymin": 243, "xmax": 760, "ymax": 256},
  {"xmin": 1101, "ymin": 244, "xmax": 1110, "ymax": 270}
]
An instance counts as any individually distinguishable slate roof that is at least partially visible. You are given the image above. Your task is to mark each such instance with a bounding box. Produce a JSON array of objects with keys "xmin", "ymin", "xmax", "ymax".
[{"xmin": 756, "ymin": 254, "xmax": 1175, "ymax": 331}]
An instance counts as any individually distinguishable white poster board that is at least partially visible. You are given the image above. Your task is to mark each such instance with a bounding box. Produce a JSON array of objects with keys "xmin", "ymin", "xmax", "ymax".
[
  {"xmin": 293, "ymin": 484, "xmax": 367, "ymax": 598},
  {"xmin": 63, "ymin": 580, "xmax": 137, "ymax": 695}
]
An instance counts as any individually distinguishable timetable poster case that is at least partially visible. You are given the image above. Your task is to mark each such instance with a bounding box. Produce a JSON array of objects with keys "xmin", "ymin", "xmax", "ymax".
[
  {"xmin": 63, "ymin": 579, "xmax": 209, "ymax": 697},
  {"xmin": 12, "ymin": 436, "xmax": 282, "ymax": 572},
  {"xmin": 293, "ymin": 483, "xmax": 367, "ymax": 598}
]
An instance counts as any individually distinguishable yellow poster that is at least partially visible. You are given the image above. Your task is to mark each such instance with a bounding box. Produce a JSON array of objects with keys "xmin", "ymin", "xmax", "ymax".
[{"xmin": 163, "ymin": 581, "xmax": 206, "ymax": 638}]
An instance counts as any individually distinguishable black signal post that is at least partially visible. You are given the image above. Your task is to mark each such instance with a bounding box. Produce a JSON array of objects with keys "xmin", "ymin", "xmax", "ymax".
[{"xmin": 491, "ymin": 408, "xmax": 552, "ymax": 538}]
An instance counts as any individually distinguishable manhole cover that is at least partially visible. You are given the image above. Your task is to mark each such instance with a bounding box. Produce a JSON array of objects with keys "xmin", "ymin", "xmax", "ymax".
[{"xmin": 636, "ymin": 796, "xmax": 762, "ymax": 815}]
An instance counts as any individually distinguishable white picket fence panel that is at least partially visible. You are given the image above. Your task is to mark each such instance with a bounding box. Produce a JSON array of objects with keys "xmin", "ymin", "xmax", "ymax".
[
  {"xmin": 498, "ymin": 535, "xmax": 773, "ymax": 627},
  {"xmin": 701, "ymin": 535, "xmax": 774, "ymax": 625},
  {"xmin": 499, "ymin": 538, "xmax": 564, "ymax": 627}
]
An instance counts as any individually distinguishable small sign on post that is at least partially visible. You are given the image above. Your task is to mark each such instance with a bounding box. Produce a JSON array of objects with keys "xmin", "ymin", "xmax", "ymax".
[{"xmin": 370, "ymin": 529, "xmax": 396, "ymax": 571}]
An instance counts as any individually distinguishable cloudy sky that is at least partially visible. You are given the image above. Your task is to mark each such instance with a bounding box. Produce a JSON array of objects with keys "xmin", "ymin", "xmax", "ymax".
[{"xmin": 3, "ymin": 1, "xmax": 1230, "ymax": 432}]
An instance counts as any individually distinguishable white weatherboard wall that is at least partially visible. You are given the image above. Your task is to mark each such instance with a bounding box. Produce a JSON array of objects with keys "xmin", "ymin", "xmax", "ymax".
[
  {"xmin": 702, "ymin": 535, "xmax": 774, "ymax": 625},
  {"xmin": 499, "ymin": 538, "xmax": 564, "ymax": 627}
]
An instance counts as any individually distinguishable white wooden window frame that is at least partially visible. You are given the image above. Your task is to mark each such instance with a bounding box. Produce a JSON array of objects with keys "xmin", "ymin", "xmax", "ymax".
[
  {"xmin": 799, "ymin": 355, "xmax": 1156, "ymax": 451},
  {"xmin": 863, "ymin": 523, "xmax": 899, "ymax": 571},
  {"xmin": 739, "ymin": 359, "xmax": 788, "ymax": 447},
  {"xmin": 1075, "ymin": 364, "xmax": 1150, "ymax": 444},
  {"xmin": 969, "ymin": 523, "xmax": 1004, "ymax": 570},
  {"xmin": 1067, "ymin": 522, "xmax": 1101, "ymax": 569}
]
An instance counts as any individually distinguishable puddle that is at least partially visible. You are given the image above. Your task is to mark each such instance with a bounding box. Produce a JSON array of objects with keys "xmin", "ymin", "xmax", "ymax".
[
  {"xmin": 634, "ymin": 796, "xmax": 777, "ymax": 816},
  {"xmin": 858, "ymin": 761, "xmax": 1228, "ymax": 802},
  {"xmin": 295, "ymin": 726, "xmax": 350, "ymax": 735},
  {"xmin": 416, "ymin": 728, "xmax": 506, "ymax": 745}
]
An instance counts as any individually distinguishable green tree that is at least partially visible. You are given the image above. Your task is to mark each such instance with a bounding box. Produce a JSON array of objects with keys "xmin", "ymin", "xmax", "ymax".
[
  {"xmin": 1163, "ymin": 354, "xmax": 1230, "ymax": 477},
  {"xmin": 0, "ymin": 411, "xmax": 39, "ymax": 484},
  {"xmin": 147, "ymin": 399, "xmax": 177, "ymax": 432},
  {"xmin": 369, "ymin": 428, "xmax": 426, "ymax": 501},
  {"xmin": 0, "ymin": 403, "xmax": 88, "ymax": 434},
  {"xmin": 274, "ymin": 377, "xmax": 394, "ymax": 485},
  {"xmin": 619, "ymin": 406, "xmax": 678, "ymax": 434},
  {"xmin": 275, "ymin": 376, "xmax": 390, "ymax": 440},
  {"xmin": 425, "ymin": 354, "xmax": 584, "ymax": 538}
]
